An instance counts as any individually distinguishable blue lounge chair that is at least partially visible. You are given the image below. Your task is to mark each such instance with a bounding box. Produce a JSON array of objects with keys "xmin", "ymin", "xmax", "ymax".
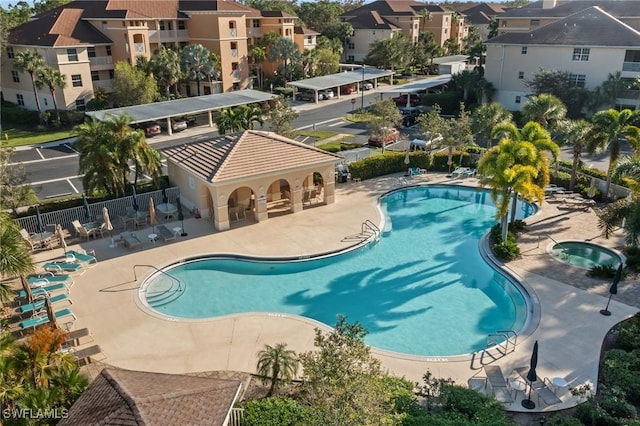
[
  {"xmin": 27, "ymin": 274, "xmax": 74, "ymax": 286},
  {"xmin": 18, "ymin": 308, "xmax": 76, "ymax": 330},
  {"xmin": 18, "ymin": 293, "xmax": 72, "ymax": 314},
  {"xmin": 18, "ymin": 282, "xmax": 69, "ymax": 299},
  {"xmin": 43, "ymin": 262, "xmax": 84, "ymax": 274},
  {"xmin": 65, "ymin": 250, "xmax": 97, "ymax": 265}
]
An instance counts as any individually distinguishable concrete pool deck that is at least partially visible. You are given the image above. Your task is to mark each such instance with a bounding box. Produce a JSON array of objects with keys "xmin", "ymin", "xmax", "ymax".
[{"xmin": 21, "ymin": 172, "xmax": 639, "ymax": 414}]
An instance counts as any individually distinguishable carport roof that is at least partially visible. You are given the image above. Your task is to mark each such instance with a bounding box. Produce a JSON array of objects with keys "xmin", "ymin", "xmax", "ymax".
[
  {"xmin": 287, "ymin": 68, "xmax": 394, "ymax": 91},
  {"xmin": 380, "ymin": 74, "xmax": 452, "ymax": 94},
  {"xmin": 85, "ymin": 90, "xmax": 277, "ymax": 124}
]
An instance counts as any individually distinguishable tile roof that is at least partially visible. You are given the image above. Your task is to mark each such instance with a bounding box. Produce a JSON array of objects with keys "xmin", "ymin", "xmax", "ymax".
[
  {"xmin": 487, "ymin": 6, "xmax": 640, "ymax": 46},
  {"xmin": 163, "ymin": 130, "xmax": 342, "ymax": 184},
  {"xmin": 499, "ymin": 0, "xmax": 640, "ymax": 19},
  {"xmin": 462, "ymin": 3, "xmax": 506, "ymax": 25},
  {"xmin": 59, "ymin": 368, "xmax": 242, "ymax": 426},
  {"xmin": 341, "ymin": 0, "xmax": 447, "ymax": 19},
  {"xmin": 261, "ymin": 10, "xmax": 298, "ymax": 18},
  {"xmin": 294, "ymin": 26, "xmax": 320, "ymax": 35},
  {"xmin": 345, "ymin": 10, "xmax": 400, "ymax": 30}
]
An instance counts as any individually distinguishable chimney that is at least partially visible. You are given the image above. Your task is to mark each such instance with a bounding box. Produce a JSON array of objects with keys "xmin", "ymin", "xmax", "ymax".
[{"xmin": 542, "ymin": 0, "xmax": 557, "ymax": 9}]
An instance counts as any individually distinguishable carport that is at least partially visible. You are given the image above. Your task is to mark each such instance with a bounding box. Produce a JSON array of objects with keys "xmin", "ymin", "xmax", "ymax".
[
  {"xmin": 287, "ymin": 68, "xmax": 394, "ymax": 104},
  {"xmin": 380, "ymin": 74, "xmax": 452, "ymax": 109},
  {"xmin": 85, "ymin": 89, "xmax": 277, "ymax": 135}
]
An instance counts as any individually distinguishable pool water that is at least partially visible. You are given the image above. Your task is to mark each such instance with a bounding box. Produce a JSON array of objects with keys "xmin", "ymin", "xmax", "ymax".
[
  {"xmin": 143, "ymin": 186, "xmax": 534, "ymax": 357},
  {"xmin": 551, "ymin": 242, "xmax": 622, "ymax": 269}
]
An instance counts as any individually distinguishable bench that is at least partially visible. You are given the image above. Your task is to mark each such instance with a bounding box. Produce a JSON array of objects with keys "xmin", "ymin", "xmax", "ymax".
[
  {"xmin": 72, "ymin": 345, "xmax": 105, "ymax": 365},
  {"xmin": 156, "ymin": 225, "xmax": 176, "ymax": 243}
]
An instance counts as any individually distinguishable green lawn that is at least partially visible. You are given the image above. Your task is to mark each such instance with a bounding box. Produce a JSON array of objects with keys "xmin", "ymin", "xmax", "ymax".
[
  {"xmin": 2, "ymin": 127, "xmax": 75, "ymax": 148},
  {"xmin": 295, "ymin": 130, "xmax": 339, "ymax": 140}
]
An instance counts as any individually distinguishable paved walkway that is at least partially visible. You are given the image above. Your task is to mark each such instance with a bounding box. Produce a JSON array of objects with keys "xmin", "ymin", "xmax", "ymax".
[{"xmin": 20, "ymin": 172, "xmax": 639, "ymax": 414}]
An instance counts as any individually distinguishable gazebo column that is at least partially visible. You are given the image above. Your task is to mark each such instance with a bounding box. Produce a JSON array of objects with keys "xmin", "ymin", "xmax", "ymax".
[
  {"xmin": 213, "ymin": 203, "xmax": 230, "ymax": 231},
  {"xmin": 255, "ymin": 195, "xmax": 268, "ymax": 222},
  {"xmin": 292, "ymin": 188, "xmax": 303, "ymax": 213},
  {"xmin": 324, "ymin": 180, "xmax": 336, "ymax": 204}
]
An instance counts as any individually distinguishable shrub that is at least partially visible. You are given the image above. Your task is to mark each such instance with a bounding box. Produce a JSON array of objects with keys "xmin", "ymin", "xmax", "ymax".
[
  {"xmin": 587, "ymin": 263, "xmax": 618, "ymax": 279},
  {"xmin": 619, "ymin": 313, "xmax": 640, "ymax": 351},
  {"xmin": 421, "ymin": 93, "xmax": 461, "ymax": 115},
  {"xmin": 348, "ymin": 152, "xmax": 431, "ymax": 181},
  {"xmin": 1, "ymin": 104, "xmax": 40, "ymax": 125},
  {"xmin": 241, "ymin": 397, "xmax": 314, "ymax": 426},
  {"xmin": 624, "ymin": 247, "xmax": 640, "ymax": 272},
  {"xmin": 543, "ymin": 414, "xmax": 583, "ymax": 426},
  {"xmin": 438, "ymin": 384, "xmax": 512, "ymax": 425},
  {"xmin": 493, "ymin": 240, "xmax": 520, "ymax": 261},
  {"xmin": 574, "ymin": 402, "xmax": 618, "ymax": 426},
  {"xmin": 602, "ymin": 349, "xmax": 640, "ymax": 403},
  {"xmin": 599, "ymin": 391, "xmax": 637, "ymax": 420}
]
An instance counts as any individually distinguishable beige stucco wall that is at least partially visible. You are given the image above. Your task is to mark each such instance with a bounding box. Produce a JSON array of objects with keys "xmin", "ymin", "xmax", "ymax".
[{"xmin": 347, "ymin": 28, "xmax": 399, "ymax": 62}]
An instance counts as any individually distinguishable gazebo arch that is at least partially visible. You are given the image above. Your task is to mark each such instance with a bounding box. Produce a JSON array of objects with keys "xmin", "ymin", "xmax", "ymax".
[{"xmin": 164, "ymin": 130, "xmax": 342, "ymax": 232}]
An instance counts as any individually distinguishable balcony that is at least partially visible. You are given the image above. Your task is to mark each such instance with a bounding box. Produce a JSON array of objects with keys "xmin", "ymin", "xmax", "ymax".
[
  {"xmin": 622, "ymin": 62, "xmax": 640, "ymax": 72},
  {"xmin": 247, "ymin": 28, "xmax": 262, "ymax": 38},
  {"xmin": 618, "ymin": 89, "xmax": 640, "ymax": 101},
  {"xmin": 89, "ymin": 56, "xmax": 113, "ymax": 67},
  {"xmin": 134, "ymin": 43, "xmax": 145, "ymax": 54},
  {"xmin": 232, "ymin": 70, "xmax": 240, "ymax": 81},
  {"xmin": 92, "ymin": 79, "xmax": 113, "ymax": 91},
  {"xmin": 230, "ymin": 49, "xmax": 238, "ymax": 58},
  {"xmin": 229, "ymin": 28, "xmax": 237, "ymax": 37}
]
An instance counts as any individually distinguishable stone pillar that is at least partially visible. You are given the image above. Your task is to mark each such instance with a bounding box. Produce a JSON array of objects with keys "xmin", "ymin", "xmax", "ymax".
[
  {"xmin": 255, "ymin": 194, "xmax": 268, "ymax": 222},
  {"xmin": 324, "ymin": 180, "xmax": 336, "ymax": 204},
  {"xmin": 213, "ymin": 203, "xmax": 230, "ymax": 231},
  {"xmin": 292, "ymin": 188, "xmax": 303, "ymax": 213}
]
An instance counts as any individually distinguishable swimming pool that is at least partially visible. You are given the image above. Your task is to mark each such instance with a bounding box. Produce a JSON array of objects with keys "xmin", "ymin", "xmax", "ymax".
[
  {"xmin": 550, "ymin": 241, "xmax": 623, "ymax": 269},
  {"xmin": 142, "ymin": 185, "xmax": 535, "ymax": 357}
]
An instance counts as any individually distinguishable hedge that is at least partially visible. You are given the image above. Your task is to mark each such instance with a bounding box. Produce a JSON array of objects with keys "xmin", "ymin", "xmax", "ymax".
[{"xmin": 348, "ymin": 152, "xmax": 431, "ymax": 181}]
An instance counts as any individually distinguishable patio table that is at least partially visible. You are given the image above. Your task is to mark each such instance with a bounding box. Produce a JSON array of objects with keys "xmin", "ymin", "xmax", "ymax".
[{"xmin": 156, "ymin": 203, "xmax": 177, "ymax": 220}]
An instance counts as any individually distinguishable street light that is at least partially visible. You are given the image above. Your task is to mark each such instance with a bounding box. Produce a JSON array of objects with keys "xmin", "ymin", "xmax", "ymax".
[{"xmin": 361, "ymin": 64, "xmax": 365, "ymax": 110}]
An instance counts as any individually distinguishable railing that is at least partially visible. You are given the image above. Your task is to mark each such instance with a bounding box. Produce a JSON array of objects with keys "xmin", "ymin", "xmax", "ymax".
[
  {"xmin": 229, "ymin": 408, "xmax": 244, "ymax": 426},
  {"xmin": 622, "ymin": 61, "xmax": 640, "ymax": 72},
  {"xmin": 133, "ymin": 264, "xmax": 184, "ymax": 306},
  {"xmin": 89, "ymin": 56, "xmax": 113, "ymax": 66},
  {"xmin": 397, "ymin": 176, "xmax": 409, "ymax": 187},
  {"xmin": 230, "ymin": 49, "xmax": 238, "ymax": 58},
  {"xmin": 232, "ymin": 70, "xmax": 240, "ymax": 80},
  {"xmin": 229, "ymin": 28, "xmax": 237, "ymax": 37},
  {"xmin": 92, "ymin": 79, "xmax": 113, "ymax": 91},
  {"xmin": 14, "ymin": 187, "xmax": 181, "ymax": 234},
  {"xmin": 362, "ymin": 219, "xmax": 380, "ymax": 240},
  {"xmin": 134, "ymin": 43, "xmax": 145, "ymax": 54},
  {"xmin": 486, "ymin": 330, "xmax": 517, "ymax": 355}
]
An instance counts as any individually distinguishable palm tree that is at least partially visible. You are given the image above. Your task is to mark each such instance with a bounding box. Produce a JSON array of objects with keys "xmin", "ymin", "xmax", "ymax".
[
  {"xmin": 470, "ymin": 102, "xmax": 512, "ymax": 149},
  {"xmin": 150, "ymin": 47, "xmax": 183, "ymax": 100},
  {"xmin": 585, "ymin": 109, "xmax": 640, "ymax": 199},
  {"xmin": 131, "ymin": 134, "xmax": 163, "ymax": 187},
  {"xmin": 49, "ymin": 364, "xmax": 89, "ymax": 406},
  {"xmin": 554, "ymin": 119, "xmax": 592, "ymax": 190},
  {"xmin": 0, "ymin": 212, "xmax": 32, "ymax": 304},
  {"xmin": 268, "ymin": 37, "xmax": 301, "ymax": 84},
  {"xmin": 521, "ymin": 93, "xmax": 567, "ymax": 130},
  {"xmin": 181, "ymin": 44, "xmax": 218, "ymax": 96},
  {"xmin": 13, "ymin": 50, "xmax": 46, "ymax": 115},
  {"xmin": 249, "ymin": 45, "xmax": 267, "ymax": 89},
  {"xmin": 256, "ymin": 342, "xmax": 298, "ymax": 397},
  {"xmin": 35, "ymin": 66, "xmax": 66, "ymax": 124},
  {"xmin": 74, "ymin": 119, "xmax": 122, "ymax": 196},
  {"xmin": 418, "ymin": 8, "xmax": 432, "ymax": 33},
  {"xmin": 216, "ymin": 105, "xmax": 264, "ymax": 134}
]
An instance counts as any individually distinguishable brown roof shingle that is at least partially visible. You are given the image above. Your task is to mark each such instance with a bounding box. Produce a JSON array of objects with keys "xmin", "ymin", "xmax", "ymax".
[
  {"xmin": 164, "ymin": 130, "xmax": 342, "ymax": 183},
  {"xmin": 59, "ymin": 368, "xmax": 242, "ymax": 426}
]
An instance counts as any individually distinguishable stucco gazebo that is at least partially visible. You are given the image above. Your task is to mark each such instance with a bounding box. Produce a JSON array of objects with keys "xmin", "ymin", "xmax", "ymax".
[{"xmin": 164, "ymin": 130, "xmax": 343, "ymax": 231}]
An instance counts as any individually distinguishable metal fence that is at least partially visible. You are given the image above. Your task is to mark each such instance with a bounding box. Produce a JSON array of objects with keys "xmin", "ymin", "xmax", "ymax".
[
  {"xmin": 15, "ymin": 187, "xmax": 182, "ymax": 234},
  {"xmin": 229, "ymin": 408, "xmax": 244, "ymax": 426}
]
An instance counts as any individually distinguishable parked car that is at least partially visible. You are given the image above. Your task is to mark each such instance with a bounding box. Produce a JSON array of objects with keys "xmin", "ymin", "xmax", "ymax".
[
  {"xmin": 399, "ymin": 108, "xmax": 422, "ymax": 127},
  {"xmin": 362, "ymin": 82, "xmax": 374, "ymax": 90},
  {"xmin": 319, "ymin": 89, "xmax": 334, "ymax": 100},
  {"xmin": 296, "ymin": 90, "xmax": 316, "ymax": 101},
  {"xmin": 160, "ymin": 118, "xmax": 188, "ymax": 132},
  {"xmin": 368, "ymin": 127, "xmax": 400, "ymax": 147},
  {"xmin": 340, "ymin": 85, "xmax": 355, "ymax": 95},
  {"xmin": 392, "ymin": 94, "xmax": 421, "ymax": 107},
  {"xmin": 136, "ymin": 122, "xmax": 161, "ymax": 137}
]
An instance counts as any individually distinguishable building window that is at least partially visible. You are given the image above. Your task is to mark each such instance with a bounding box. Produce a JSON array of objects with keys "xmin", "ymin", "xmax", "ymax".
[
  {"xmin": 521, "ymin": 47, "xmax": 527, "ymax": 54},
  {"xmin": 71, "ymin": 74, "xmax": 83, "ymax": 87},
  {"xmin": 444, "ymin": 28, "xmax": 448, "ymax": 34},
  {"xmin": 515, "ymin": 96, "xmax": 521, "ymax": 104},
  {"xmin": 347, "ymin": 55, "xmax": 355, "ymax": 62},
  {"xmin": 372, "ymin": 30, "xmax": 376, "ymax": 35},
  {"xmin": 348, "ymin": 42, "xmax": 355, "ymax": 50},
  {"xmin": 572, "ymin": 47, "xmax": 590, "ymax": 61},
  {"xmin": 518, "ymin": 71, "xmax": 524, "ymax": 79},
  {"xmin": 16, "ymin": 94, "xmax": 24, "ymax": 106},
  {"xmin": 501, "ymin": 20, "xmax": 507, "ymax": 27},
  {"xmin": 88, "ymin": 47, "xmax": 96, "ymax": 57},
  {"xmin": 253, "ymin": 19, "xmax": 260, "ymax": 28},
  {"xmin": 531, "ymin": 19, "xmax": 540, "ymax": 27},
  {"xmin": 307, "ymin": 35, "xmax": 313, "ymax": 44},
  {"xmin": 159, "ymin": 21, "xmax": 166, "ymax": 30},
  {"xmin": 178, "ymin": 21, "xmax": 185, "ymax": 30},
  {"xmin": 569, "ymin": 73, "xmax": 586, "ymax": 87},
  {"xmin": 232, "ymin": 62, "xmax": 238, "ymax": 70},
  {"xmin": 106, "ymin": 46, "xmax": 112, "ymax": 56},
  {"xmin": 6, "ymin": 46, "xmax": 14, "ymax": 58},
  {"xmin": 11, "ymin": 70, "xmax": 19, "ymax": 83},
  {"xmin": 109, "ymin": 69, "xmax": 114, "ymax": 79},
  {"xmin": 75, "ymin": 98, "xmax": 86, "ymax": 111},
  {"xmin": 91, "ymin": 71, "xmax": 100, "ymax": 81},
  {"xmin": 67, "ymin": 48, "xmax": 78, "ymax": 61}
]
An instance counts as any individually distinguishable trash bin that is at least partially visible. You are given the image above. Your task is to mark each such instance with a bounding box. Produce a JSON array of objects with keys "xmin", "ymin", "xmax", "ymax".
[{"xmin": 338, "ymin": 172, "xmax": 348, "ymax": 183}]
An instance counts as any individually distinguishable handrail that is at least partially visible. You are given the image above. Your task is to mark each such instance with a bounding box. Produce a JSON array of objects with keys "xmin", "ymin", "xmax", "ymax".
[
  {"xmin": 487, "ymin": 330, "xmax": 517, "ymax": 355},
  {"xmin": 133, "ymin": 264, "xmax": 183, "ymax": 294},
  {"xmin": 362, "ymin": 220, "xmax": 380, "ymax": 238}
]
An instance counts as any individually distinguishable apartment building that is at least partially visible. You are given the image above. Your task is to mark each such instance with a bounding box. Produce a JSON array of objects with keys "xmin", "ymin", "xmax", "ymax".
[
  {"xmin": 340, "ymin": 0, "xmax": 467, "ymax": 63},
  {"xmin": 2, "ymin": 0, "xmax": 308, "ymax": 112},
  {"xmin": 460, "ymin": 3, "xmax": 507, "ymax": 40},
  {"xmin": 485, "ymin": 5, "xmax": 640, "ymax": 111}
]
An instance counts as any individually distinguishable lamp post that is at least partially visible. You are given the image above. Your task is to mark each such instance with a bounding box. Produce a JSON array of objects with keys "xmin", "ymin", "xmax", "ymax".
[{"xmin": 361, "ymin": 64, "xmax": 365, "ymax": 110}]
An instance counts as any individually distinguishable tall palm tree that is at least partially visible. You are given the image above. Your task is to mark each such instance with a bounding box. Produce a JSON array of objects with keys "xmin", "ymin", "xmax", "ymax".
[
  {"xmin": 256, "ymin": 342, "xmax": 298, "ymax": 397},
  {"xmin": 13, "ymin": 50, "xmax": 46, "ymax": 115},
  {"xmin": 554, "ymin": 119, "xmax": 592, "ymax": 190},
  {"xmin": 521, "ymin": 93, "xmax": 567, "ymax": 130},
  {"xmin": 249, "ymin": 45, "xmax": 267, "ymax": 89},
  {"xmin": 74, "ymin": 119, "xmax": 122, "ymax": 196},
  {"xmin": 180, "ymin": 44, "xmax": 218, "ymax": 96},
  {"xmin": 585, "ymin": 108, "xmax": 640, "ymax": 199},
  {"xmin": 470, "ymin": 103, "xmax": 512, "ymax": 149},
  {"xmin": 131, "ymin": 134, "xmax": 163, "ymax": 187},
  {"xmin": 150, "ymin": 47, "xmax": 183, "ymax": 100},
  {"xmin": 418, "ymin": 8, "xmax": 432, "ymax": 33},
  {"xmin": 0, "ymin": 212, "xmax": 32, "ymax": 304},
  {"xmin": 268, "ymin": 37, "xmax": 301, "ymax": 84},
  {"xmin": 35, "ymin": 66, "xmax": 66, "ymax": 124}
]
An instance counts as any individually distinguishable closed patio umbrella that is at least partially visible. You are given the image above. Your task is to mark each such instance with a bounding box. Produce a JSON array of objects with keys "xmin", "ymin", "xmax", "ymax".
[
  {"xmin": 176, "ymin": 197, "xmax": 187, "ymax": 236},
  {"xmin": 81, "ymin": 194, "xmax": 91, "ymax": 220},
  {"xmin": 522, "ymin": 340, "xmax": 538, "ymax": 409},
  {"xmin": 162, "ymin": 187, "xmax": 169, "ymax": 205},
  {"xmin": 588, "ymin": 177, "xmax": 597, "ymax": 198},
  {"xmin": 35, "ymin": 205, "xmax": 45, "ymax": 234},
  {"xmin": 149, "ymin": 198, "xmax": 156, "ymax": 232},
  {"xmin": 56, "ymin": 224, "xmax": 67, "ymax": 254},
  {"xmin": 601, "ymin": 264, "xmax": 623, "ymax": 316},
  {"xmin": 131, "ymin": 185, "xmax": 139, "ymax": 212},
  {"xmin": 103, "ymin": 207, "xmax": 115, "ymax": 247}
]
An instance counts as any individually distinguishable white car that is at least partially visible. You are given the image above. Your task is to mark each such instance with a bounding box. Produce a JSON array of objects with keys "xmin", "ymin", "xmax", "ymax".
[
  {"xmin": 319, "ymin": 89, "xmax": 334, "ymax": 100},
  {"xmin": 362, "ymin": 82, "xmax": 374, "ymax": 90}
]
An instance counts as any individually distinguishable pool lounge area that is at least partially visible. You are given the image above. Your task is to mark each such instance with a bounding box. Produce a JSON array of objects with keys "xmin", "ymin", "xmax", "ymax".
[{"xmin": 26, "ymin": 171, "xmax": 640, "ymax": 414}]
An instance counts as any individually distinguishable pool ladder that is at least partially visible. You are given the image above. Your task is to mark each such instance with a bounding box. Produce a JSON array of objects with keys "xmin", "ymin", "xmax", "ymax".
[
  {"xmin": 341, "ymin": 219, "xmax": 380, "ymax": 244},
  {"xmin": 134, "ymin": 264, "xmax": 185, "ymax": 307},
  {"xmin": 487, "ymin": 330, "xmax": 517, "ymax": 356}
]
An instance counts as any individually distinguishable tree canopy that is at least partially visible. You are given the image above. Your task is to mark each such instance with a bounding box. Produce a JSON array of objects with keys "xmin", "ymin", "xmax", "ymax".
[{"xmin": 111, "ymin": 61, "xmax": 158, "ymax": 107}]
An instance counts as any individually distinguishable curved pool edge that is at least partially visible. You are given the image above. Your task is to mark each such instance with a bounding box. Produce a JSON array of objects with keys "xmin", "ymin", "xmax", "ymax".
[
  {"xmin": 135, "ymin": 183, "xmax": 539, "ymax": 362},
  {"xmin": 546, "ymin": 239, "xmax": 627, "ymax": 269}
]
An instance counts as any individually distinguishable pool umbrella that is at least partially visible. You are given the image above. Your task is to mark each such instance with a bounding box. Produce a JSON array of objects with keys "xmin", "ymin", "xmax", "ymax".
[
  {"xmin": 176, "ymin": 197, "xmax": 187, "ymax": 236},
  {"xmin": 131, "ymin": 184, "xmax": 139, "ymax": 212},
  {"xmin": 149, "ymin": 198, "xmax": 156, "ymax": 232},
  {"xmin": 103, "ymin": 207, "xmax": 115, "ymax": 247},
  {"xmin": 35, "ymin": 205, "xmax": 45, "ymax": 235},
  {"xmin": 44, "ymin": 295, "xmax": 59, "ymax": 330},
  {"xmin": 162, "ymin": 187, "xmax": 169, "ymax": 205},
  {"xmin": 522, "ymin": 340, "xmax": 538, "ymax": 409},
  {"xmin": 588, "ymin": 177, "xmax": 597, "ymax": 198},
  {"xmin": 600, "ymin": 264, "xmax": 622, "ymax": 316},
  {"xmin": 21, "ymin": 275, "xmax": 34, "ymax": 303},
  {"xmin": 81, "ymin": 194, "xmax": 91, "ymax": 220},
  {"xmin": 56, "ymin": 224, "xmax": 67, "ymax": 255}
]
